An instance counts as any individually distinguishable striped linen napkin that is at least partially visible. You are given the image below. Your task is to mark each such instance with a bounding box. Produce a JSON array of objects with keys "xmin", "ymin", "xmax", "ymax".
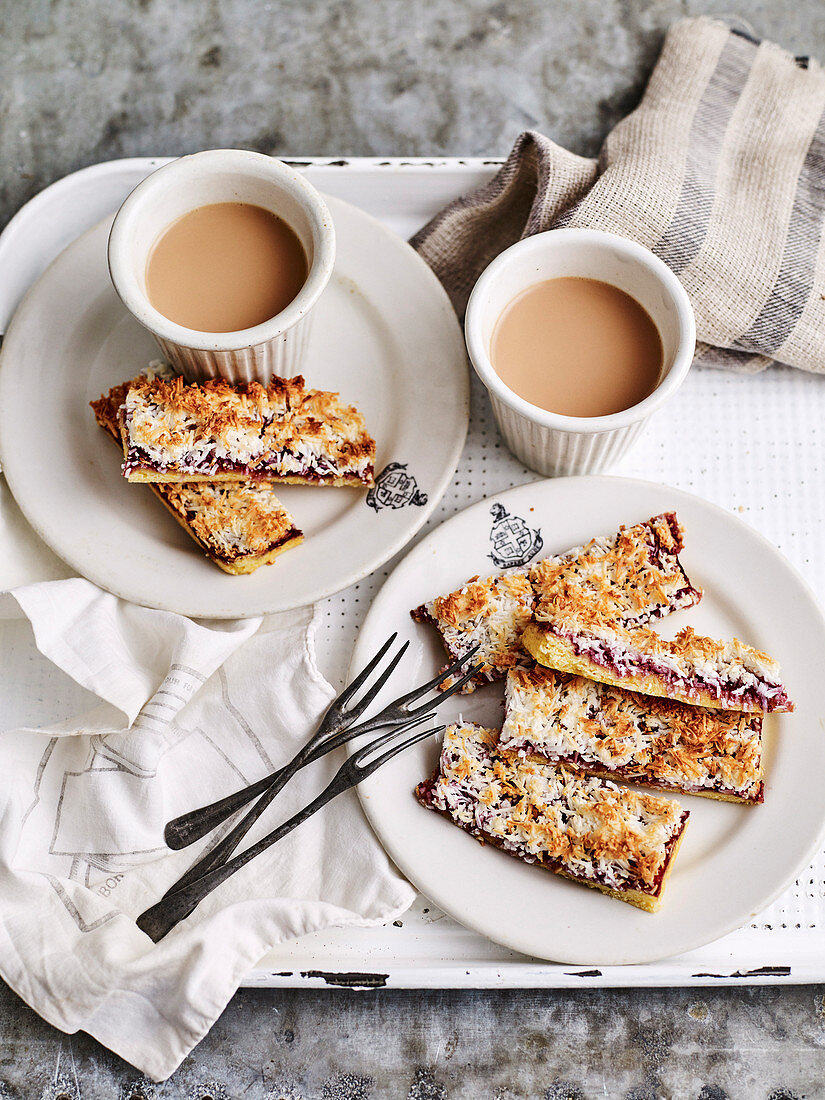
[{"xmin": 412, "ymin": 17, "xmax": 825, "ymax": 374}]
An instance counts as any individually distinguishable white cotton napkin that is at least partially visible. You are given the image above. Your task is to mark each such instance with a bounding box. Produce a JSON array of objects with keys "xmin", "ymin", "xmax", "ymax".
[{"xmin": 0, "ymin": 578, "xmax": 415, "ymax": 1081}]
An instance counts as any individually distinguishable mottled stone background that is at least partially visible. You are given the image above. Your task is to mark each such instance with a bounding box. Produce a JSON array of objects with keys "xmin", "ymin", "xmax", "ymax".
[
  {"xmin": 4, "ymin": 0, "xmax": 825, "ymax": 228},
  {"xmin": 3, "ymin": 0, "xmax": 825, "ymax": 1096}
]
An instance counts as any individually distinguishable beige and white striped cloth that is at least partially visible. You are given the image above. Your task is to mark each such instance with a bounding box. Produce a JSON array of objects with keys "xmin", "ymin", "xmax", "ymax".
[{"xmin": 412, "ymin": 17, "xmax": 825, "ymax": 374}]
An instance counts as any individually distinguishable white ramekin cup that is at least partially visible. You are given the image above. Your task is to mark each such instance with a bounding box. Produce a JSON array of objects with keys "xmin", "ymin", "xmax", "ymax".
[
  {"xmin": 464, "ymin": 228, "xmax": 696, "ymax": 477},
  {"xmin": 107, "ymin": 149, "xmax": 335, "ymax": 384}
]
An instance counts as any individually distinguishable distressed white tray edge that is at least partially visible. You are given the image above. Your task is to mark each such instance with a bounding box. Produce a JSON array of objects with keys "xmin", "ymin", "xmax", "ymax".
[
  {"xmin": 241, "ymin": 966, "xmax": 812, "ymax": 990},
  {"xmin": 1, "ymin": 156, "xmax": 820, "ymax": 990}
]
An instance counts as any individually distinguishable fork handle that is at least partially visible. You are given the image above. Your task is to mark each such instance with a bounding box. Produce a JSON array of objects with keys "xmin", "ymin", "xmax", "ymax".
[
  {"xmin": 137, "ymin": 844, "xmax": 260, "ymax": 942},
  {"xmin": 164, "ymin": 711, "xmax": 411, "ymax": 850},
  {"xmin": 164, "ymin": 765, "xmax": 294, "ymax": 895},
  {"xmin": 138, "ymin": 786, "xmax": 332, "ymax": 941},
  {"xmin": 164, "ymin": 771, "xmax": 279, "ymax": 850}
]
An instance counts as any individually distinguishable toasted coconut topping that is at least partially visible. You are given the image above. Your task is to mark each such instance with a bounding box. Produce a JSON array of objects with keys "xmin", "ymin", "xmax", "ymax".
[
  {"xmin": 91, "ymin": 370, "xmax": 300, "ymax": 563},
  {"xmin": 419, "ymin": 722, "xmax": 687, "ymax": 893},
  {"xmin": 120, "ymin": 372, "xmax": 375, "ymax": 482},
  {"xmin": 160, "ymin": 482, "xmax": 299, "ymax": 557},
  {"xmin": 501, "ymin": 667, "xmax": 763, "ymax": 799},
  {"xmin": 412, "ymin": 567, "xmax": 536, "ymax": 687},
  {"xmin": 531, "ymin": 512, "xmax": 700, "ymax": 628},
  {"xmin": 412, "ymin": 513, "xmax": 700, "ymax": 691}
]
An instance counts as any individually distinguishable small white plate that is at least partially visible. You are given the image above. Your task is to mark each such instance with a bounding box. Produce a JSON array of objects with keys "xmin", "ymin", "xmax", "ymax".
[
  {"xmin": 351, "ymin": 476, "xmax": 825, "ymax": 965},
  {"xmin": 0, "ymin": 195, "xmax": 468, "ymax": 618}
]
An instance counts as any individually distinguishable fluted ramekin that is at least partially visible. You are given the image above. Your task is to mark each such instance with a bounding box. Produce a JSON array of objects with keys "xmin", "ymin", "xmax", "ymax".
[
  {"xmin": 107, "ymin": 149, "xmax": 335, "ymax": 384},
  {"xmin": 464, "ymin": 229, "xmax": 696, "ymax": 477}
]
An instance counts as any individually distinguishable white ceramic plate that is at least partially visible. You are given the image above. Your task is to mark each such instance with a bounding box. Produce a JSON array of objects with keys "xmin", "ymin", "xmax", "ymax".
[
  {"xmin": 0, "ymin": 195, "xmax": 468, "ymax": 618},
  {"xmin": 351, "ymin": 476, "xmax": 825, "ymax": 965}
]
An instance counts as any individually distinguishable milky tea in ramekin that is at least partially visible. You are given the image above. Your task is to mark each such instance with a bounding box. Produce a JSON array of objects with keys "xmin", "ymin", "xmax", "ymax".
[
  {"xmin": 108, "ymin": 149, "xmax": 335, "ymax": 385},
  {"xmin": 464, "ymin": 229, "xmax": 696, "ymax": 477}
]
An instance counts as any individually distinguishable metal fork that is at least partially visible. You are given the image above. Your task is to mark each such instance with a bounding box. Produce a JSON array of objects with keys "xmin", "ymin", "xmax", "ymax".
[
  {"xmin": 158, "ymin": 637, "xmax": 480, "ymax": 901},
  {"xmin": 163, "ymin": 635, "xmax": 481, "ymax": 852},
  {"xmin": 163, "ymin": 707, "xmax": 435, "ymax": 902},
  {"xmin": 149, "ymin": 636, "xmax": 479, "ymax": 931},
  {"xmin": 137, "ymin": 717, "xmax": 446, "ymax": 942}
]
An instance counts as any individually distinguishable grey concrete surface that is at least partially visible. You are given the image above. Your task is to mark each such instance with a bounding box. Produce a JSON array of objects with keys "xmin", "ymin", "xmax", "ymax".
[
  {"xmin": 3, "ymin": 0, "xmax": 825, "ymax": 228},
  {"xmin": 5, "ymin": 980, "xmax": 825, "ymax": 1099},
  {"xmin": 3, "ymin": 0, "xmax": 825, "ymax": 1095}
]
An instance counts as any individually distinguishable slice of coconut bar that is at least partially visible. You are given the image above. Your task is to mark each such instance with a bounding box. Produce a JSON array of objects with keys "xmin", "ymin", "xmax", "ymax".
[
  {"xmin": 500, "ymin": 667, "xmax": 764, "ymax": 803},
  {"xmin": 119, "ymin": 373, "xmax": 375, "ymax": 487},
  {"xmin": 416, "ymin": 722, "xmax": 689, "ymax": 912},
  {"xmin": 522, "ymin": 617, "xmax": 793, "ymax": 714}
]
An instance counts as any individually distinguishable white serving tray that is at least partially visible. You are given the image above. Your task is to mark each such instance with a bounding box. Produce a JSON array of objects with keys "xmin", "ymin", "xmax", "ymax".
[{"xmin": 1, "ymin": 157, "xmax": 824, "ymax": 989}]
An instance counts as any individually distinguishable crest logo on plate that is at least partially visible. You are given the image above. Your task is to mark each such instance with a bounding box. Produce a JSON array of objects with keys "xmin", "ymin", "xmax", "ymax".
[
  {"xmin": 488, "ymin": 503, "xmax": 543, "ymax": 568},
  {"xmin": 366, "ymin": 463, "xmax": 428, "ymax": 511}
]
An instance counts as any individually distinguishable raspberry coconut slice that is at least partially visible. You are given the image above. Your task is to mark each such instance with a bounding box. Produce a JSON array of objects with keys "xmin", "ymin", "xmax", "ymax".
[
  {"xmin": 500, "ymin": 667, "xmax": 764, "ymax": 803},
  {"xmin": 522, "ymin": 618, "xmax": 792, "ymax": 714},
  {"xmin": 416, "ymin": 722, "xmax": 689, "ymax": 912},
  {"xmin": 118, "ymin": 372, "xmax": 375, "ymax": 487}
]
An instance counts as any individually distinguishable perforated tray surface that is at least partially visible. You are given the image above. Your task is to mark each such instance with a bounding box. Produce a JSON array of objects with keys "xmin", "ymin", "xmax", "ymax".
[{"xmin": 1, "ymin": 159, "xmax": 823, "ymax": 987}]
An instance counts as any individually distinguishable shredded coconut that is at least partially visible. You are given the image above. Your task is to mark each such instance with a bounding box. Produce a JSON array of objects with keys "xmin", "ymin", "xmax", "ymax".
[
  {"xmin": 417, "ymin": 722, "xmax": 688, "ymax": 896},
  {"xmin": 500, "ymin": 667, "xmax": 764, "ymax": 800},
  {"xmin": 120, "ymin": 373, "xmax": 375, "ymax": 484}
]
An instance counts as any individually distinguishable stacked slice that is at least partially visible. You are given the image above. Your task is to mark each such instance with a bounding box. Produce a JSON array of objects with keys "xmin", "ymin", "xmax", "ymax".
[
  {"xmin": 412, "ymin": 512, "xmax": 701, "ymax": 691},
  {"xmin": 523, "ymin": 537, "xmax": 791, "ymax": 713},
  {"xmin": 412, "ymin": 512, "xmax": 792, "ymax": 911},
  {"xmin": 91, "ymin": 366, "xmax": 376, "ymax": 574}
]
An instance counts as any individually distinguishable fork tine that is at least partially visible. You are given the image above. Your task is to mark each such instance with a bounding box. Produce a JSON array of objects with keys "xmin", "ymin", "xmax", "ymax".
[
  {"xmin": 389, "ymin": 644, "xmax": 481, "ymax": 708},
  {"xmin": 322, "ymin": 707, "xmax": 437, "ymax": 760},
  {"xmin": 403, "ymin": 659, "xmax": 484, "ymax": 717},
  {"xmin": 423, "ymin": 660, "xmax": 483, "ymax": 702},
  {"xmin": 333, "ymin": 632, "xmax": 398, "ymax": 710},
  {"xmin": 349, "ymin": 710, "xmax": 436, "ymax": 764},
  {"xmin": 351, "ymin": 655, "xmax": 485, "ymax": 735},
  {"xmin": 340, "ymin": 639, "xmax": 410, "ymax": 722},
  {"xmin": 355, "ymin": 723, "xmax": 445, "ymax": 779}
]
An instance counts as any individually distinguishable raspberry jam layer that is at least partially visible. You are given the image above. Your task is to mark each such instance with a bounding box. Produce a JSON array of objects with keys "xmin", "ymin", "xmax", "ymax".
[
  {"xmin": 123, "ymin": 444, "xmax": 372, "ymax": 485},
  {"xmin": 551, "ymin": 627, "xmax": 791, "ymax": 712}
]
